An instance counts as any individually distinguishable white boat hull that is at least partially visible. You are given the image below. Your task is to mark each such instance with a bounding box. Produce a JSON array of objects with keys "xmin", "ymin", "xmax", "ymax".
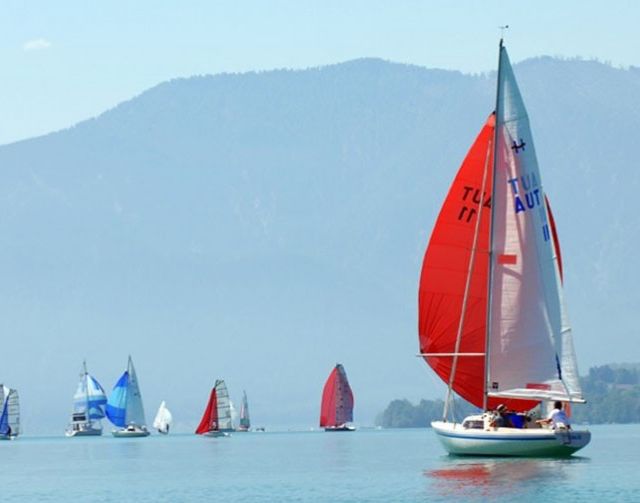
[
  {"xmin": 0, "ymin": 435, "xmax": 17, "ymax": 441},
  {"xmin": 324, "ymin": 425, "xmax": 356, "ymax": 432},
  {"xmin": 66, "ymin": 427, "xmax": 102, "ymax": 437},
  {"xmin": 202, "ymin": 430, "xmax": 230, "ymax": 438},
  {"xmin": 112, "ymin": 426, "xmax": 150, "ymax": 438},
  {"xmin": 432, "ymin": 421, "xmax": 590, "ymax": 457}
]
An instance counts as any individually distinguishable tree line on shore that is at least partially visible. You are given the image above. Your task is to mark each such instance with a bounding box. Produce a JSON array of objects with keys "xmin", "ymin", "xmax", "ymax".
[{"xmin": 376, "ymin": 363, "xmax": 640, "ymax": 428}]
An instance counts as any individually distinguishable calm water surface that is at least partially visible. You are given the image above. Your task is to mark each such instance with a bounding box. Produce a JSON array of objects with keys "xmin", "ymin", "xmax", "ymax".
[{"xmin": 0, "ymin": 425, "xmax": 637, "ymax": 502}]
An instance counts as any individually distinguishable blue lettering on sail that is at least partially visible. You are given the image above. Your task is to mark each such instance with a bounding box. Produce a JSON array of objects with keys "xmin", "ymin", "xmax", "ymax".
[{"xmin": 508, "ymin": 175, "xmax": 542, "ymax": 214}]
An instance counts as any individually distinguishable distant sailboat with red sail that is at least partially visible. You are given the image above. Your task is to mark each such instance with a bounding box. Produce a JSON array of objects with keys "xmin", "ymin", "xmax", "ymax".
[
  {"xmin": 320, "ymin": 364, "xmax": 355, "ymax": 432},
  {"xmin": 418, "ymin": 39, "xmax": 591, "ymax": 456},
  {"xmin": 195, "ymin": 379, "xmax": 233, "ymax": 438}
]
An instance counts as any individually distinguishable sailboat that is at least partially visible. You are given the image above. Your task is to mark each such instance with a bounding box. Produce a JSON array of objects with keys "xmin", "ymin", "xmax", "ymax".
[
  {"xmin": 105, "ymin": 356, "xmax": 150, "ymax": 437},
  {"xmin": 65, "ymin": 361, "xmax": 107, "ymax": 437},
  {"xmin": 320, "ymin": 364, "xmax": 355, "ymax": 432},
  {"xmin": 237, "ymin": 390, "xmax": 250, "ymax": 432},
  {"xmin": 195, "ymin": 379, "xmax": 233, "ymax": 437},
  {"xmin": 418, "ymin": 39, "xmax": 591, "ymax": 456},
  {"xmin": 0, "ymin": 385, "xmax": 19, "ymax": 440},
  {"xmin": 153, "ymin": 401, "xmax": 173, "ymax": 435}
]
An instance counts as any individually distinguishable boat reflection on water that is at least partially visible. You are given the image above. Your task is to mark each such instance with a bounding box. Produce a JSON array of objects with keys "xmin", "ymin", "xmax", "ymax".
[{"xmin": 425, "ymin": 457, "xmax": 589, "ymax": 499}]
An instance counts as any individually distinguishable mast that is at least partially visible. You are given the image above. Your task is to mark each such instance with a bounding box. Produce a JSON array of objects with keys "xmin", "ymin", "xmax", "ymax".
[
  {"xmin": 83, "ymin": 360, "xmax": 90, "ymax": 427},
  {"xmin": 483, "ymin": 37, "xmax": 504, "ymax": 411},
  {"xmin": 126, "ymin": 356, "xmax": 132, "ymax": 424}
]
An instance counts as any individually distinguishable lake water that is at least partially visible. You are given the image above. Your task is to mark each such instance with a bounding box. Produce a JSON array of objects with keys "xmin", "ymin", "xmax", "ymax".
[{"xmin": 0, "ymin": 425, "xmax": 637, "ymax": 502}]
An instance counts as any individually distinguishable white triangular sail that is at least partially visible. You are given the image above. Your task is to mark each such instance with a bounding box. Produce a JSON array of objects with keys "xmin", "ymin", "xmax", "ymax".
[
  {"xmin": 153, "ymin": 401, "xmax": 173, "ymax": 433},
  {"xmin": 239, "ymin": 391, "xmax": 250, "ymax": 429},
  {"xmin": 215, "ymin": 380, "xmax": 233, "ymax": 431},
  {"xmin": 125, "ymin": 357, "xmax": 147, "ymax": 426},
  {"xmin": 487, "ymin": 45, "xmax": 583, "ymax": 403}
]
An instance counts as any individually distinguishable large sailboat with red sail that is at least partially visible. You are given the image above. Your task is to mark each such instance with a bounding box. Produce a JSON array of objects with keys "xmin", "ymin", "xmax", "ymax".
[
  {"xmin": 195, "ymin": 379, "xmax": 233, "ymax": 438},
  {"xmin": 320, "ymin": 364, "xmax": 355, "ymax": 432},
  {"xmin": 418, "ymin": 39, "xmax": 591, "ymax": 456}
]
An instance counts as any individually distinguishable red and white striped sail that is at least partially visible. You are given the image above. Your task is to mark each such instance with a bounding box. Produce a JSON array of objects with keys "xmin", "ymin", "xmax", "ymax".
[
  {"xmin": 319, "ymin": 364, "xmax": 354, "ymax": 427},
  {"xmin": 419, "ymin": 42, "xmax": 583, "ymax": 412}
]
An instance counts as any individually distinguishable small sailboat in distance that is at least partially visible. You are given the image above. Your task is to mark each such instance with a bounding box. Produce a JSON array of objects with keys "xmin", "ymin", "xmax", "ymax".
[
  {"xmin": 65, "ymin": 360, "xmax": 107, "ymax": 437},
  {"xmin": 106, "ymin": 356, "xmax": 150, "ymax": 437},
  {"xmin": 195, "ymin": 379, "xmax": 233, "ymax": 437},
  {"xmin": 0, "ymin": 385, "xmax": 19, "ymax": 440},
  {"xmin": 237, "ymin": 390, "xmax": 250, "ymax": 432},
  {"xmin": 418, "ymin": 38, "xmax": 591, "ymax": 456},
  {"xmin": 320, "ymin": 364, "xmax": 355, "ymax": 432},
  {"xmin": 153, "ymin": 401, "xmax": 173, "ymax": 435}
]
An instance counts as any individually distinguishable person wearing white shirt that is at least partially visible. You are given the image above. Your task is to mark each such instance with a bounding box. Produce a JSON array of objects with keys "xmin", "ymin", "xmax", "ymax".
[{"xmin": 537, "ymin": 401, "xmax": 571, "ymax": 430}]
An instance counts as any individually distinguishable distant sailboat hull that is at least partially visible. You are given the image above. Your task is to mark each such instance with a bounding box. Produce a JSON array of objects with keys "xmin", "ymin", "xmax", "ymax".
[
  {"xmin": 324, "ymin": 425, "xmax": 356, "ymax": 432},
  {"xmin": 112, "ymin": 425, "xmax": 150, "ymax": 438},
  {"xmin": 65, "ymin": 425, "xmax": 102, "ymax": 437},
  {"xmin": 432, "ymin": 421, "xmax": 590, "ymax": 457},
  {"xmin": 202, "ymin": 430, "xmax": 230, "ymax": 438}
]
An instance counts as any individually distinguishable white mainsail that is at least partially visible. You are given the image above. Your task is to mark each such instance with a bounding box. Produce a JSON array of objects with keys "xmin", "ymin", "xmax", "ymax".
[
  {"xmin": 487, "ymin": 45, "xmax": 583, "ymax": 403},
  {"xmin": 215, "ymin": 380, "xmax": 233, "ymax": 431},
  {"xmin": 239, "ymin": 390, "xmax": 250, "ymax": 429},
  {"xmin": 153, "ymin": 401, "xmax": 173, "ymax": 433},
  {"xmin": 126, "ymin": 356, "xmax": 147, "ymax": 426}
]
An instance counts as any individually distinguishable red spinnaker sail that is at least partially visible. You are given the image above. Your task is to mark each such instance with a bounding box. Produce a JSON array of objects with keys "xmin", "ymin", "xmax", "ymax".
[
  {"xmin": 195, "ymin": 388, "xmax": 218, "ymax": 434},
  {"xmin": 319, "ymin": 364, "xmax": 354, "ymax": 427},
  {"xmin": 418, "ymin": 115, "xmax": 495, "ymax": 409},
  {"xmin": 418, "ymin": 114, "xmax": 539, "ymax": 412}
]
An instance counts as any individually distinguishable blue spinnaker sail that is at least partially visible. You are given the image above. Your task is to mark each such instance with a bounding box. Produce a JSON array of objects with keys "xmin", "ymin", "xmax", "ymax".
[
  {"xmin": 74, "ymin": 374, "xmax": 108, "ymax": 420},
  {"xmin": 87, "ymin": 375, "xmax": 108, "ymax": 419},
  {"xmin": 106, "ymin": 371, "xmax": 129, "ymax": 427}
]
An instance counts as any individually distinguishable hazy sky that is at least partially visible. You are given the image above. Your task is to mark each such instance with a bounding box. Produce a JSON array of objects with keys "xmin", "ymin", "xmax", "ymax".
[{"xmin": 1, "ymin": 1, "xmax": 638, "ymax": 145}]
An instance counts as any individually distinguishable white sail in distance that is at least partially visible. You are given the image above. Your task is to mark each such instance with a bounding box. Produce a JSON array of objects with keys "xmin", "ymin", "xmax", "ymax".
[{"xmin": 153, "ymin": 401, "xmax": 173, "ymax": 433}]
